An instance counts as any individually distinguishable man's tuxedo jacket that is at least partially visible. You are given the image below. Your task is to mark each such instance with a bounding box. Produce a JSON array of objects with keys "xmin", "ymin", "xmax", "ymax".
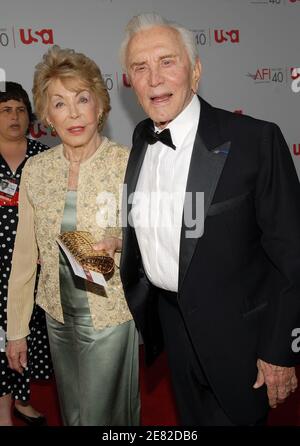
[{"xmin": 120, "ymin": 97, "xmax": 300, "ymax": 424}]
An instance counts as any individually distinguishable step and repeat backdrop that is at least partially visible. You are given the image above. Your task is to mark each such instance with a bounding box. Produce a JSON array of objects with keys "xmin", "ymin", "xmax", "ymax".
[{"xmin": 1, "ymin": 0, "xmax": 299, "ymax": 174}]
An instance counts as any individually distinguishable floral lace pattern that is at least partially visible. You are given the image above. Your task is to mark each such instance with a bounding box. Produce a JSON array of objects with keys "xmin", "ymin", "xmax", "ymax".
[{"xmin": 23, "ymin": 138, "xmax": 133, "ymax": 329}]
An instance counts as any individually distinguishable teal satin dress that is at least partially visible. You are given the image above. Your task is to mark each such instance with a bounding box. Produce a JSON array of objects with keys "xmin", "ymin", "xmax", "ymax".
[{"xmin": 46, "ymin": 191, "xmax": 140, "ymax": 426}]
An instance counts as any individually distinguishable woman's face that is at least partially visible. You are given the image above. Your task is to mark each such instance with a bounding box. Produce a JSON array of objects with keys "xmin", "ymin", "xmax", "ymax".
[
  {"xmin": 46, "ymin": 78, "xmax": 101, "ymax": 149},
  {"xmin": 0, "ymin": 99, "xmax": 29, "ymax": 142}
]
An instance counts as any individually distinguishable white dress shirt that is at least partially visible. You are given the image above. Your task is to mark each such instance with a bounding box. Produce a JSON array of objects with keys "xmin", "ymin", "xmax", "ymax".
[{"xmin": 132, "ymin": 95, "xmax": 201, "ymax": 291}]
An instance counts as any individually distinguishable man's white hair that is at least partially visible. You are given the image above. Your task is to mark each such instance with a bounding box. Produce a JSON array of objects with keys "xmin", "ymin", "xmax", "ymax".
[{"xmin": 120, "ymin": 12, "xmax": 199, "ymax": 73}]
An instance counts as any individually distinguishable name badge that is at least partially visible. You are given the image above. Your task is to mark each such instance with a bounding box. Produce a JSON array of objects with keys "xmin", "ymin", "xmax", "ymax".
[{"xmin": 0, "ymin": 177, "xmax": 18, "ymax": 206}]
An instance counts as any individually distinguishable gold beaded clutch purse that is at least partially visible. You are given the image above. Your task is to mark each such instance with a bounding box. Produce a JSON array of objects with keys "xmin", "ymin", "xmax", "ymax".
[{"xmin": 58, "ymin": 231, "xmax": 114, "ymax": 275}]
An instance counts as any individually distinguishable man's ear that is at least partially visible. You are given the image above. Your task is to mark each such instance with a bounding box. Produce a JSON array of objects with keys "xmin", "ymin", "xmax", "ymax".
[{"xmin": 191, "ymin": 58, "xmax": 202, "ymax": 93}]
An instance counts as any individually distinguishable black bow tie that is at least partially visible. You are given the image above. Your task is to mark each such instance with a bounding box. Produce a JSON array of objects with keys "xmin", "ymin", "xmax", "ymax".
[{"xmin": 144, "ymin": 126, "xmax": 176, "ymax": 150}]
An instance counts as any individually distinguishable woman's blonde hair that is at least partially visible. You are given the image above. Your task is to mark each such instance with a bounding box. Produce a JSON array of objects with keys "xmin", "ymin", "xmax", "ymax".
[{"xmin": 33, "ymin": 45, "xmax": 111, "ymax": 131}]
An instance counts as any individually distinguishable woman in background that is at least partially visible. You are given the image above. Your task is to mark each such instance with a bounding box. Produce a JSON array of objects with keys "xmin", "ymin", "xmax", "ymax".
[{"xmin": 0, "ymin": 82, "xmax": 51, "ymax": 426}]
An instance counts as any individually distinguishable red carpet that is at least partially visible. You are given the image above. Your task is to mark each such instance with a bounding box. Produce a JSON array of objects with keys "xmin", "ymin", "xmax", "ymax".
[{"xmin": 13, "ymin": 348, "xmax": 300, "ymax": 426}]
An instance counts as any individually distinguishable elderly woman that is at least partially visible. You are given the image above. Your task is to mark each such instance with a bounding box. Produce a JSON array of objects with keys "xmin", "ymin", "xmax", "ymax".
[
  {"xmin": 6, "ymin": 46, "xmax": 140, "ymax": 426},
  {"xmin": 0, "ymin": 81, "xmax": 51, "ymax": 426}
]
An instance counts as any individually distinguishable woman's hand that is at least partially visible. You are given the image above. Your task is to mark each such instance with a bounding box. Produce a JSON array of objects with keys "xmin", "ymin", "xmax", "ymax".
[
  {"xmin": 93, "ymin": 237, "xmax": 122, "ymax": 258},
  {"xmin": 6, "ymin": 338, "xmax": 28, "ymax": 374}
]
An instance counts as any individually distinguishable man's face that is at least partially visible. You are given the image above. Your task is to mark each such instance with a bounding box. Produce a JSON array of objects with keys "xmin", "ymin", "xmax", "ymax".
[{"xmin": 126, "ymin": 26, "xmax": 201, "ymax": 129}]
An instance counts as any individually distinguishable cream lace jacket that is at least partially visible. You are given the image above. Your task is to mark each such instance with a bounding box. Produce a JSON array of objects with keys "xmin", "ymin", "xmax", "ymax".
[{"xmin": 7, "ymin": 137, "xmax": 133, "ymax": 340}]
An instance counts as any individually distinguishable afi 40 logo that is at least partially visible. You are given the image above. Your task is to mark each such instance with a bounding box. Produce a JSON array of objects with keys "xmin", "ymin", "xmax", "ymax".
[{"xmin": 248, "ymin": 67, "xmax": 284, "ymax": 83}]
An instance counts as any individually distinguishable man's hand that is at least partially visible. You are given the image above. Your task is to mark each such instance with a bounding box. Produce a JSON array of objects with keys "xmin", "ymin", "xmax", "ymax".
[
  {"xmin": 93, "ymin": 237, "xmax": 122, "ymax": 258},
  {"xmin": 6, "ymin": 338, "xmax": 28, "ymax": 374},
  {"xmin": 253, "ymin": 359, "xmax": 298, "ymax": 408}
]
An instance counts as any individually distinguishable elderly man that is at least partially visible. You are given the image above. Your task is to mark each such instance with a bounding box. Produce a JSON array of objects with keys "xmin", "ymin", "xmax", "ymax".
[{"xmin": 119, "ymin": 12, "xmax": 300, "ymax": 425}]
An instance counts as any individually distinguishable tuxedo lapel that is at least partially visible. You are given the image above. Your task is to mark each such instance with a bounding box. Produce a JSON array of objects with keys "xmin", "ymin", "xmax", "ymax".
[
  {"xmin": 124, "ymin": 141, "xmax": 148, "ymax": 206},
  {"xmin": 178, "ymin": 98, "xmax": 231, "ymax": 291},
  {"xmin": 121, "ymin": 121, "xmax": 149, "ymax": 263}
]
